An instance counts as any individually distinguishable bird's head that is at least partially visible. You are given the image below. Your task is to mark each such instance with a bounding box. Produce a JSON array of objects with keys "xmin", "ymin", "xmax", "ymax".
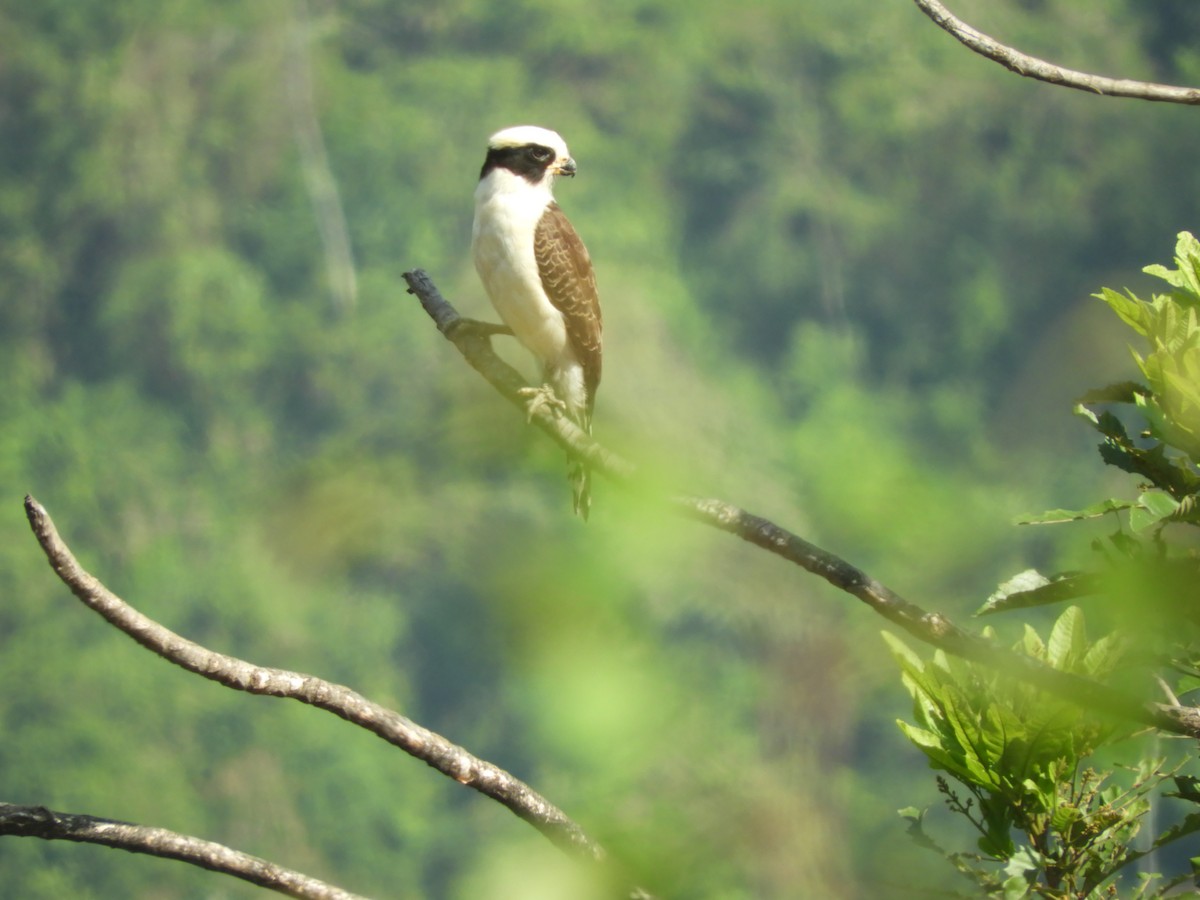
[{"xmin": 480, "ymin": 125, "xmax": 576, "ymax": 185}]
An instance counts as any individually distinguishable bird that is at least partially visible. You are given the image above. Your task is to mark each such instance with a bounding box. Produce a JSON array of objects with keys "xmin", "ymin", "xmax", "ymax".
[{"xmin": 472, "ymin": 125, "xmax": 603, "ymax": 519}]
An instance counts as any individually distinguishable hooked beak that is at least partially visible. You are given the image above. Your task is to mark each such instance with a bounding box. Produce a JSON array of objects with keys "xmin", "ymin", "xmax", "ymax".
[{"xmin": 555, "ymin": 157, "xmax": 577, "ymax": 177}]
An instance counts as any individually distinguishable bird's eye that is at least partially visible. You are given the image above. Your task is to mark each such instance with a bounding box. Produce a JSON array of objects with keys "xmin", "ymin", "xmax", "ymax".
[{"xmin": 528, "ymin": 146, "xmax": 553, "ymax": 162}]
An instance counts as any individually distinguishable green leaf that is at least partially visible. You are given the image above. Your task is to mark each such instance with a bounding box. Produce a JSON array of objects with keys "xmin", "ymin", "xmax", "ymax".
[
  {"xmin": 984, "ymin": 568, "xmax": 1047, "ymax": 599},
  {"xmin": 1154, "ymin": 815, "xmax": 1200, "ymax": 850},
  {"xmin": 882, "ymin": 630, "xmax": 925, "ymax": 671},
  {"xmin": 981, "ymin": 828, "xmax": 1016, "ymax": 862},
  {"xmin": 1003, "ymin": 846, "xmax": 1040, "ymax": 881},
  {"xmin": 1021, "ymin": 625, "xmax": 1046, "ymax": 660},
  {"xmin": 1001, "ymin": 874, "xmax": 1031, "ymax": 899},
  {"xmin": 1046, "ymin": 606, "xmax": 1086, "ymax": 671},
  {"xmin": 1080, "ymin": 632, "xmax": 1123, "ymax": 678},
  {"xmin": 1143, "ymin": 264, "xmax": 1177, "ymax": 287},
  {"xmin": 1016, "ymin": 499, "xmax": 1131, "ymax": 524},
  {"xmin": 899, "ymin": 806, "xmax": 947, "ymax": 855},
  {"xmin": 1129, "ymin": 490, "xmax": 1181, "ymax": 532},
  {"xmin": 977, "ymin": 571, "xmax": 1100, "ymax": 616},
  {"xmin": 895, "ymin": 721, "xmax": 943, "ymax": 754},
  {"xmin": 1144, "ymin": 232, "xmax": 1200, "ymax": 303},
  {"xmin": 1050, "ymin": 804, "xmax": 1083, "ymax": 832},
  {"xmin": 939, "ymin": 686, "xmax": 1002, "ymax": 789},
  {"xmin": 1095, "ymin": 287, "xmax": 1150, "ymax": 336},
  {"xmin": 1169, "ymin": 775, "xmax": 1200, "ymax": 803},
  {"xmin": 1077, "ymin": 381, "xmax": 1149, "ymax": 405},
  {"xmin": 885, "ymin": 633, "xmax": 950, "ymax": 732},
  {"xmin": 1139, "ymin": 490, "xmax": 1180, "ymax": 518},
  {"xmin": 1094, "ymin": 409, "xmax": 1131, "ymax": 441},
  {"xmin": 1074, "ymin": 402, "xmax": 1100, "ymax": 426},
  {"xmin": 897, "ymin": 720, "xmax": 968, "ymax": 777}
]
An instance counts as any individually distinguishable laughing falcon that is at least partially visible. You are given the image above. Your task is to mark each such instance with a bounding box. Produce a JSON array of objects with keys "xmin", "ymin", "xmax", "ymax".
[{"xmin": 472, "ymin": 125, "xmax": 603, "ymax": 519}]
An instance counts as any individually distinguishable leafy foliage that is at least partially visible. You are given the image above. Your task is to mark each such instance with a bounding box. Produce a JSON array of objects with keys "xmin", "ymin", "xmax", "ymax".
[
  {"xmin": 893, "ymin": 235, "xmax": 1200, "ymax": 896},
  {"xmin": 889, "ymin": 609, "xmax": 1161, "ymax": 897},
  {"xmin": 1009, "ymin": 233, "xmax": 1200, "ymax": 627},
  {"xmin": 1093, "ymin": 233, "xmax": 1200, "ymax": 471}
]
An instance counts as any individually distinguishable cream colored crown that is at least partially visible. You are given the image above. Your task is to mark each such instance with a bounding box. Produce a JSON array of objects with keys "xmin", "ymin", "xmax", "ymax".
[{"xmin": 487, "ymin": 125, "xmax": 569, "ymax": 158}]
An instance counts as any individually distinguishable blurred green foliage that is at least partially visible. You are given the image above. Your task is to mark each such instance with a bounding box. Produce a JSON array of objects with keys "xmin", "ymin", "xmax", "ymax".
[{"xmin": 3, "ymin": 0, "xmax": 1200, "ymax": 897}]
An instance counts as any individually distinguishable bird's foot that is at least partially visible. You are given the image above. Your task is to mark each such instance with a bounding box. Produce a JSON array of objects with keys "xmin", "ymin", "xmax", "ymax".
[{"xmin": 517, "ymin": 384, "xmax": 567, "ymax": 422}]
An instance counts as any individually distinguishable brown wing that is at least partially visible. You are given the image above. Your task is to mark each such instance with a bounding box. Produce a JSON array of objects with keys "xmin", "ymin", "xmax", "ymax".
[{"xmin": 534, "ymin": 202, "xmax": 603, "ymax": 409}]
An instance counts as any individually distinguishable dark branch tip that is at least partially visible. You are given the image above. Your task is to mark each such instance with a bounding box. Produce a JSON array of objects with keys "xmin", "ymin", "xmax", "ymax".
[
  {"xmin": 2, "ymin": 803, "xmax": 55, "ymax": 834},
  {"xmin": 24, "ymin": 494, "xmax": 45, "ymax": 527},
  {"xmin": 402, "ymin": 268, "xmax": 425, "ymax": 294}
]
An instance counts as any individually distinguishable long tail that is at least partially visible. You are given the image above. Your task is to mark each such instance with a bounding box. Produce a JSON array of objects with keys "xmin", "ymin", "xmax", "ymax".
[
  {"xmin": 568, "ymin": 407, "xmax": 592, "ymax": 521},
  {"xmin": 569, "ymin": 458, "xmax": 591, "ymax": 521},
  {"xmin": 548, "ymin": 367, "xmax": 594, "ymax": 520}
]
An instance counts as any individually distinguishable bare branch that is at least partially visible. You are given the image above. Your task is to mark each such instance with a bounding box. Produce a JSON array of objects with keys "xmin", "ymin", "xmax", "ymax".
[
  {"xmin": 404, "ymin": 268, "xmax": 1200, "ymax": 741},
  {"xmin": 675, "ymin": 497, "xmax": 1200, "ymax": 737},
  {"xmin": 21, "ymin": 496, "xmax": 606, "ymax": 866},
  {"xmin": 913, "ymin": 0, "xmax": 1200, "ymax": 104},
  {"xmin": 0, "ymin": 802, "xmax": 364, "ymax": 900},
  {"xmin": 405, "ymin": 269, "xmax": 635, "ymax": 481}
]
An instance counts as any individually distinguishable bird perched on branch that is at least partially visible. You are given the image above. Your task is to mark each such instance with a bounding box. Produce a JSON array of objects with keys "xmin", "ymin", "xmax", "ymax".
[{"xmin": 472, "ymin": 125, "xmax": 603, "ymax": 519}]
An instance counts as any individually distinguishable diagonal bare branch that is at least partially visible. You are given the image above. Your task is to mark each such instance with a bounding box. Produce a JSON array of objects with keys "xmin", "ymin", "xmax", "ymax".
[
  {"xmin": 912, "ymin": 0, "xmax": 1200, "ymax": 104},
  {"xmin": 406, "ymin": 269, "xmax": 634, "ymax": 481},
  {"xmin": 404, "ymin": 268, "xmax": 1200, "ymax": 741},
  {"xmin": 21, "ymin": 496, "xmax": 606, "ymax": 866},
  {"xmin": 0, "ymin": 802, "xmax": 365, "ymax": 900}
]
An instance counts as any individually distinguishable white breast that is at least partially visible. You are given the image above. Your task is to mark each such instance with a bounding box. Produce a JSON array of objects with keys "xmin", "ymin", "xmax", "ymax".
[{"xmin": 472, "ymin": 169, "xmax": 571, "ymax": 368}]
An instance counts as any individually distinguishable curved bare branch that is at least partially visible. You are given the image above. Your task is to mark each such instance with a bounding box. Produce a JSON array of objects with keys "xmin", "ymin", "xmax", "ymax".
[
  {"xmin": 404, "ymin": 268, "xmax": 1200, "ymax": 741},
  {"xmin": 0, "ymin": 802, "xmax": 364, "ymax": 900},
  {"xmin": 21, "ymin": 496, "xmax": 605, "ymax": 865},
  {"xmin": 913, "ymin": 0, "xmax": 1200, "ymax": 104}
]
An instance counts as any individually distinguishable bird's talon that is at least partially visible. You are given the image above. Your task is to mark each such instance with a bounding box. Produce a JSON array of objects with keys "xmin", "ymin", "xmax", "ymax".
[{"xmin": 517, "ymin": 385, "xmax": 566, "ymax": 422}]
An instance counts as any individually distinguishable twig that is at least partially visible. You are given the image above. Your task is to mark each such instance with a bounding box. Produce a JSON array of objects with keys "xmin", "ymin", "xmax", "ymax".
[
  {"xmin": 1157, "ymin": 675, "xmax": 1182, "ymax": 708},
  {"xmin": 21, "ymin": 496, "xmax": 605, "ymax": 865},
  {"xmin": 912, "ymin": 0, "xmax": 1200, "ymax": 104},
  {"xmin": 0, "ymin": 802, "xmax": 364, "ymax": 900},
  {"xmin": 404, "ymin": 268, "xmax": 1200, "ymax": 741}
]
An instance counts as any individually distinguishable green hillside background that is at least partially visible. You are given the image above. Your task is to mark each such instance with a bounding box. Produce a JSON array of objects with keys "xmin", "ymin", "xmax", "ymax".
[{"xmin": 3, "ymin": 0, "xmax": 1199, "ymax": 896}]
